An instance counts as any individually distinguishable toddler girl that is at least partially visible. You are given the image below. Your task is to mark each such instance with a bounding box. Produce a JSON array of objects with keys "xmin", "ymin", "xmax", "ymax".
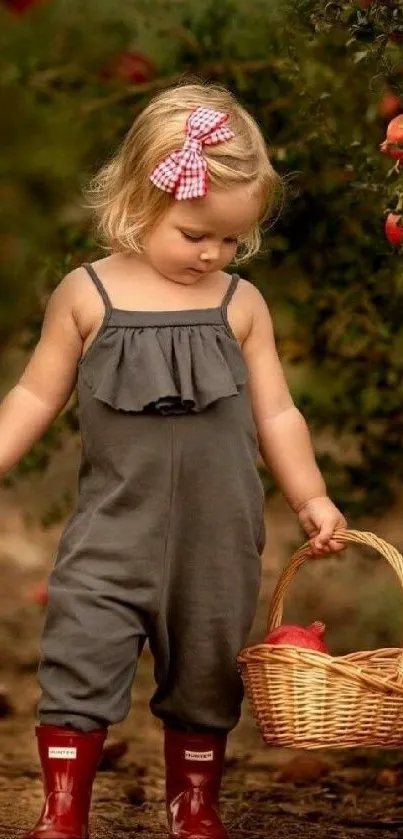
[{"xmin": 0, "ymin": 82, "xmax": 346, "ymax": 839}]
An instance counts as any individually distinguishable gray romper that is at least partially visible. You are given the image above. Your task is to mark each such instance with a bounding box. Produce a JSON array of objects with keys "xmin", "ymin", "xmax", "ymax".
[{"xmin": 37, "ymin": 263, "xmax": 266, "ymax": 734}]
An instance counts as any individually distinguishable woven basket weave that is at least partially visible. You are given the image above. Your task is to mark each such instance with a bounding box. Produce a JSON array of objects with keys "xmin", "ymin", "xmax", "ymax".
[{"xmin": 237, "ymin": 529, "xmax": 403, "ymax": 750}]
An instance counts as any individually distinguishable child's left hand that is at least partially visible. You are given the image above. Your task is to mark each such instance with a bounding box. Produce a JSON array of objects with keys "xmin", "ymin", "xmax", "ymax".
[{"xmin": 297, "ymin": 496, "xmax": 347, "ymax": 557}]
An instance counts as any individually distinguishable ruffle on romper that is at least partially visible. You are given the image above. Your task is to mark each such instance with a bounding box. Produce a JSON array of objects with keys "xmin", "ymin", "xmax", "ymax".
[{"xmin": 79, "ymin": 323, "xmax": 248, "ymax": 415}]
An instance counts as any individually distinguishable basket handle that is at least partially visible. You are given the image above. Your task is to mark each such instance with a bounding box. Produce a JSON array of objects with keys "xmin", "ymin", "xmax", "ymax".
[{"xmin": 266, "ymin": 529, "xmax": 403, "ymax": 679}]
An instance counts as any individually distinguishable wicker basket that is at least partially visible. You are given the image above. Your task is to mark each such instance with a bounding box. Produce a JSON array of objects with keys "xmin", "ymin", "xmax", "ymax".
[{"xmin": 237, "ymin": 529, "xmax": 403, "ymax": 750}]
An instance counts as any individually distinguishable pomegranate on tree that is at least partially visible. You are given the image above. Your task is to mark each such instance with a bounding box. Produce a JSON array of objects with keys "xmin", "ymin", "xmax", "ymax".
[
  {"xmin": 380, "ymin": 114, "xmax": 403, "ymax": 161},
  {"xmin": 379, "ymin": 91, "xmax": 402, "ymax": 122},
  {"xmin": 101, "ymin": 51, "xmax": 156, "ymax": 85},
  {"xmin": 263, "ymin": 621, "xmax": 329, "ymax": 653},
  {"xmin": 2, "ymin": 0, "xmax": 44, "ymax": 12},
  {"xmin": 385, "ymin": 212, "xmax": 403, "ymax": 247}
]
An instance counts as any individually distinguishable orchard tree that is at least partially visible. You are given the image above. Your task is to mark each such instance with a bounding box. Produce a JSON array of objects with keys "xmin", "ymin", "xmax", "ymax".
[{"xmin": 278, "ymin": 0, "xmax": 403, "ymax": 516}]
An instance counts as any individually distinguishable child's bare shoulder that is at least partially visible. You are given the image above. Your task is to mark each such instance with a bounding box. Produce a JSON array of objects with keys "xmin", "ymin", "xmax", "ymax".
[
  {"xmin": 220, "ymin": 274, "xmax": 269, "ymax": 345},
  {"xmin": 235, "ymin": 277, "xmax": 269, "ymax": 312},
  {"xmin": 49, "ymin": 265, "xmax": 96, "ymax": 308},
  {"xmin": 233, "ymin": 275, "xmax": 270, "ymax": 318},
  {"xmin": 51, "ymin": 264, "xmax": 107, "ymax": 342},
  {"xmin": 40, "ymin": 268, "xmax": 84, "ymax": 328}
]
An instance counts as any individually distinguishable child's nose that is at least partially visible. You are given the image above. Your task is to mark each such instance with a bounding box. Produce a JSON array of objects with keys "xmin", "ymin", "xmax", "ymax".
[{"xmin": 200, "ymin": 244, "xmax": 221, "ymax": 262}]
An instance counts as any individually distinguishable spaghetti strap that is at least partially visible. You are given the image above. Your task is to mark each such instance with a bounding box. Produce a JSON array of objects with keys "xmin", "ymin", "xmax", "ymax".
[
  {"xmin": 82, "ymin": 263, "xmax": 113, "ymax": 314},
  {"xmin": 221, "ymin": 274, "xmax": 240, "ymax": 319}
]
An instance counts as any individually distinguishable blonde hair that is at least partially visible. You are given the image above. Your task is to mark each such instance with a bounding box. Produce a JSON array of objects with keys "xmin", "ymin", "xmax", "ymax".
[{"xmin": 85, "ymin": 81, "xmax": 284, "ymax": 262}]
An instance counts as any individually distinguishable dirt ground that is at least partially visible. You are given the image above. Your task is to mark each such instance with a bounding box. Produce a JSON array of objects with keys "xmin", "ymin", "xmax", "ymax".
[{"xmin": 1, "ymin": 484, "xmax": 403, "ymax": 839}]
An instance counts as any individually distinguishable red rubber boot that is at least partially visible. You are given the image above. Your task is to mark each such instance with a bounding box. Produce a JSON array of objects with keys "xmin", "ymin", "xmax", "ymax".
[
  {"xmin": 164, "ymin": 727, "xmax": 229, "ymax": 839},
  {"xmin": 24, "ymin": 725, "xmax": 106, "ymax": 839}
]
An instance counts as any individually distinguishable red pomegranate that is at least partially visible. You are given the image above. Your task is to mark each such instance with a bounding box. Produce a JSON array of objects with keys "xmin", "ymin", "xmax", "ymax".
[
  {"xmin": 388, "ymin": 33, "xmax": 403, "ymax": 45},
  {"xmin": 2, "ymin": 0, "xmax": 44, "ymax": 12},
  {"xmin": 101, "ymin": 51, "xmax": 156, "ymax": 85},
  {"xmin": 380, "ymin": 114, "xmax": 403, "ymax": 161},
  {"xmin": 385, "ymin": 212, "xmax": 403, "ymax": 247},
  {"xmin": 379, "ymin": 91, "xmax": 402, "ymax": 122},
  {"xmin": 263, "ymin": 621, "xmax": 329, "ymax": 653}
]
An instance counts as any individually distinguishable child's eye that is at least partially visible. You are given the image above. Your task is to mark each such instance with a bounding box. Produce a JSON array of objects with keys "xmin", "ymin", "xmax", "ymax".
[
  {"xmin": 182, "ymin": 231, "xmax": 203, "ymax": 242},
  {"xmin": 180, "ymin": 231, "xmax": 237, "ymax": 245}
]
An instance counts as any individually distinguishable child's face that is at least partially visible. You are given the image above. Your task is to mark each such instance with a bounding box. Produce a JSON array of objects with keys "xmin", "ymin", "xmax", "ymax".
[{"xmin": 143, "ymin": 184, "xmax": 262, "ymax": 284}]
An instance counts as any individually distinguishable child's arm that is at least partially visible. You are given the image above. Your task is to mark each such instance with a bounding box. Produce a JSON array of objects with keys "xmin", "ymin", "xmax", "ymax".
[
  {"xmin": 0, "ymin": 273, "xmax": 84, "ymax": 476},
  {"xmin": 242, "ymin": 285, "xmax": 347, "ymax": 556}
]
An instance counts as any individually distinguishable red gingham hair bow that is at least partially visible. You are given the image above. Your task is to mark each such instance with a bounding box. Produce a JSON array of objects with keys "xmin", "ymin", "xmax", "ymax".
[{"xmin": 149, "ymin": 106, "xmax": 235, "ymax": 201}]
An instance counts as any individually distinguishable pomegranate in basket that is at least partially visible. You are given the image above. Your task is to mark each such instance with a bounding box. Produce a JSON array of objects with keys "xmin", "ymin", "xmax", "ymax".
[{"xmin": 263, "ymin": 621, "xmax": 329, "ymax": 653}]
